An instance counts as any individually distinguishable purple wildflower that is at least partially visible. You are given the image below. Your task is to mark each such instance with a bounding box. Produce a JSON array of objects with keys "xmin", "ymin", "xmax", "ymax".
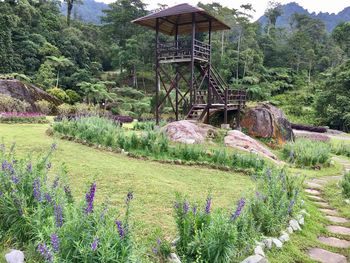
[
  {"xmin": 85, "ymin": 183, "xmax": 96, "ymax": 214},
  {"xmin": 183, "ymin": 201, "xmax": 189, "ymax": 214},
  {"xmin": 1, "ymin": 160, "xmax": 7, "ymax": 171},
  {"xmin": 231, "ymin": 198, "xmax": 246, "ymax": 221},
  {"xmin": 91, "ymin": 237, "xmax": 99, "ymax": 252},
  {"xmin": 174, "ymin": 202, "xmax": 180, "ymax": 209},
  {"xmin": 33, "ymin": 178, "xmax": 41, "ymax": 201},
  {"xmin": 44, "ymin": 193, "xmax": 52, "ymax": 203},
  {"xmin": 11, "ymin": 175, "xmax": 19, "ymax": 184},
  {"xmin": 51, "ymin": 143, "xmax": 57, "ymax": 151},
  {"xmin": 152, "ymin": 247, "xmax": 158, "ymax": 254},
  {"xmin": 37, "ymin": 243, "xmax": 53, "ymax": 262},
  {"xmin": 51, "ymin": 233, "xmax": 60, "ymax": 253},
  {"xmin": 54, "ymin": 204, "xmax": 63, "ymax": 228},
  {"xmin": 157, "ymin": 238, "xmax": 161, "ymax": 245},
  {"xmin": 205, "ymin": 196, "xmax": 212, "ymax": 214},
  {"xmin": 192, "ymin": 205, "xmax": 197, "ymax": 215},
  {"xmin": 115, "ymin": 220, "xmax": 125, "ymax": 239},
  {"xmin": 288, "ymin": 199, "xmax": 295, "ymax": 214},
  {"xmin": 125, "ymin": 191, "xmax": 133, "ymax": 204},
  {"xmin": 27, "ymin": 163, "xmax": 32, "ymax": 173},
  {"xmin": 46, "ymin": 162, "xmax": 52, "ymax": 170},
  {"xmin": 52, "ymin": 177, "xmax": 59, "ymax": 189}
]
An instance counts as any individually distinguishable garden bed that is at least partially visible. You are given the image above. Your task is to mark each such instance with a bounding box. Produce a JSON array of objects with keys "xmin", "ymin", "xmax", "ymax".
[{"xmin": 0, "ymin": 112, "xmax": 48, "ymax": 124}]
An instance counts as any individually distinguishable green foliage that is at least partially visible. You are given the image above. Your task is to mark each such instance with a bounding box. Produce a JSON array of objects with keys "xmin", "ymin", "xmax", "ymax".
[
  {"xmin": 282, "ymin": 139, "xmax": 331, "ymax": 167},
  {"xmin": 341, "ymin": 172, "xmax": 350, "ymax": 199},
  {"xmin": 0, "ymin": 113, "xmax": 48, "ymax": 124},
  {"xmin": 35, "ymin": 100, "xmax": 52, "ymax": 115},
  {"xmin": 0, "ymin": 145, "xmax": 134, "ymax": 262},
  {"xmin": 57, "ymin": 103, "xmax": 74, "ymax": 116},
  {"xmin": 47, "ymin": 87, "xmax": 69, "ymax": 102},
  {"xmin": 65, "ymin": 89, "xmax": 81, "ymax": 104},
  {"xmin": 0, "ymin": 94, "xmax": 29, "ymax": 112},
  {"xmin": 331, "ymin": 142, "xmax": 350, "ymax": 158}
]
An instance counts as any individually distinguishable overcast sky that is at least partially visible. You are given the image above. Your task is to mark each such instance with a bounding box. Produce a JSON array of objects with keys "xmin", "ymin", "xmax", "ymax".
[{"xmin": 97, "ymin": 0, "xmax": 350, "ymax": 20}]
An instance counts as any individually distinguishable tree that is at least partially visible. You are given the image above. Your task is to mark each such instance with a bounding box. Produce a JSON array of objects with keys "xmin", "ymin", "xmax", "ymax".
[
  {"xmin": 332, "ymin": 22, "xmax": 350, "ymax": 57},
  {"xmin": 65, "ymin": 0, "xmax": 83, "ymax": 26},
  {"xmin": 46, "ymin": 56, "xmax": 73, "ymax": 88},
  {"xmin": 264, "ymin": 1, "xmax": 283, "ymax": 35}
]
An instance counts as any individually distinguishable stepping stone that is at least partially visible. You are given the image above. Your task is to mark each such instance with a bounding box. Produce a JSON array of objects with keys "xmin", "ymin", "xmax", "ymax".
[
  {"xmin": 319, "ymin": 209, "xmax": 339, "ymax": 216},
  {"xmin": 325, "ymin": 215, "xmax": 349, "ymax": 224},
  {"xmin": 305, "ymin": 189, "xmax": 321, "ymax": 195},
  {"xmin": 318, "ymin": 236, "xmax": 350, "ymax": 248},
  {"xmin": 306, "ymin": 182, "xmax": 323, "ymax": 189},
  {"xmin": 307, "ymin": 195, "xmax": 324, "ymax": 201},
  {"xmin": 308, "ymin": 248, "xmax": 347, "ymax": 263},
  {"xmin": 327, "ymin": 225, "xmax": 350, "ymax": 235},
  {"xmin": 313, "ymin": 201, "xmax": 330, "ymax": 208}
]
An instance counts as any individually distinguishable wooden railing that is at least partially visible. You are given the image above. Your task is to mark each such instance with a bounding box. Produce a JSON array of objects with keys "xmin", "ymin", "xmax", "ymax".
[
  {"xmin": 157, "ymin": 39, "xmax": 210, "ymax": 62},
  {"xmin": 195, "ymin": 89, "xmax": 247, "ymax": 107}
]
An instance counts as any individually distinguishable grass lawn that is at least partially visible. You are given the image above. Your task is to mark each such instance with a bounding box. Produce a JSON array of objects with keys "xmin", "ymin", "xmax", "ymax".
[{"xmin": 0, "ymin": 123, "xmax": 255, "ymax": 251}]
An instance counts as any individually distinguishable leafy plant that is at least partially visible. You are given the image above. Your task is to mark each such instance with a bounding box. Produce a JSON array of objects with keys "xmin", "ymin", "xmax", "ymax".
[{"xmin": 341, "ymin": 172, "xmax": 350, "ymax": 199}]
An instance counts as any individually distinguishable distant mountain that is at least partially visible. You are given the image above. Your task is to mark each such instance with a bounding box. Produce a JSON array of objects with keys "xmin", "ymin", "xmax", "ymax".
[
  {"xmin": 258, "ymin": 2, "xmax": 350, "ymax": 32},
  {"xmin": 60, "ymin": 0, "xmax": 109, "ymax": 25}
]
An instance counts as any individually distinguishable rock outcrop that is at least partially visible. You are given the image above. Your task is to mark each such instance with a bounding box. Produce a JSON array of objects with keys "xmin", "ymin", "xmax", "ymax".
[
  {"xmin": 224, "ymin": 130, "xmax": 278, "ymax": 161},
  {"xmin": 162, "ymin": 120, "xmax": 217, "ymax": 144},
  {"xmin": 0, "ymin": 79, "xmax": 61, "ymax": 112},
  {"xmin": 240, "ymin": 103, "xmax": 294, "ymax": 144}
]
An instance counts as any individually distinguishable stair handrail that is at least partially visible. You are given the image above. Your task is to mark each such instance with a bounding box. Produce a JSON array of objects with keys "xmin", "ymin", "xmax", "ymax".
[{"xmin": 210, "ymin": 66, "xmax": 228, "ymax": 91}]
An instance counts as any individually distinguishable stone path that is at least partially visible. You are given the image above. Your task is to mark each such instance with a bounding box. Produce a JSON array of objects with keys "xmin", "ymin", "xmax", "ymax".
[{"xmin": 305, "ymin": 157, "xmax": 350, "ymax": 263}]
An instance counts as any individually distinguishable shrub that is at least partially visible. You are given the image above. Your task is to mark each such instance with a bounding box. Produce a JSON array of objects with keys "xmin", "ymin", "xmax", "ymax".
[
  {"xmin": 35, "ymin": 100, "xmax": 52, "ymax": 115},
  {"xmin": 0, "ymin": 144, "xmax": 134, "ymax": 262},
  {"xmin": 65, "ymin": 89, "xmax": 81, "ymax": 104},
  {"xmin": 282, "ymin": 139, "xmax": 331, "ymax": 167},
  {"xmin": 0, "ymin": 94, "xmax": 29, "ymax": 112},
  {"xmin": 331, "ymin": 143, "xmax": 350, "ymax": 158},
  {"xmin": 47, "ymin": 87, "xmax": 69, "ymax": 102},
  {"xmin": 341, "ymin": 172, "xmax": 350, "ymax": 199},
  {"xmin": 0, "ymin": 112, "xmax": 48, "ymax": 124},
  {"xmin": 57, "ymin": 103, "xmax": 75, "ymax": 116}
]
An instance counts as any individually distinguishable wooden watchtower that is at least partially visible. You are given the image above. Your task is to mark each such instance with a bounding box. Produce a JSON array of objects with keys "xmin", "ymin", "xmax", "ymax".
[{"xmin": 132, "ymin": 3, "xmax": 246, "ymax": 125}]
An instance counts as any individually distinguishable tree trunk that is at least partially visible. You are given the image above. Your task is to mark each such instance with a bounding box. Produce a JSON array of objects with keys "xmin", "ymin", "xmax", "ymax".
[
  {"xmin": 236, "ymin": 30, "xmax": 242, "ymax": 84},
  {"xmin": 56, "ymin": 69, "xmax": 59, "ymax": 88},
  {"xmin": 67, "ymin": 0, "xmax": 74, "ymax": 26},
  {"xmin": 221, "ymin": 31, "xmax": 224, "ymax": 58}
]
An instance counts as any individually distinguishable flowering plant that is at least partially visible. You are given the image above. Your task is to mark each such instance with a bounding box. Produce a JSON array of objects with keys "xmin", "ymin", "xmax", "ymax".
[{"xmin": 0, "ymin": 112, "xmax": 48, "ymax": 123}]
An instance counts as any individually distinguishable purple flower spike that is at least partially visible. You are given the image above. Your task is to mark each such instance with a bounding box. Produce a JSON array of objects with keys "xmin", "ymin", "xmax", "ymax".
[
  {"xmin": 52, "ymin": 177, "xmax": 59, "ymax": 189},
  {"xmin": 183, "ymin": 201, "xmax": 189, "ymax": 214},
  {"xmin": 27, "ymin": 163, "xmax": 32, "ymax": 173},
  {"xmin": 192, "ymin": 205, "xmax": 197, "ymax": 215},
  {"xmin": 44, "ymin": 193, "xmax": 52, "ymax": 203},
  {"xmin": 205, "ymin": 196, "xmax": 212, "ymax": 214},
  {"xmin": 37, "ymin": 243, "xmax": 53, "ymax": 262},
  {"xmin": 85, "ymin": 183, "xmax": 96, "ymax": 214},
  {"xmin": 91, "ymin": 237, "xmax": 99, "ymax": 252},
  {"xmin": 126, "ymin": 191, "xmax": 133, "ymax": 204},
  {"xmin": 288, "ymin": 199, "xmax": 295, "ymax": 214},
  {"xmin": 33, "ymin": 178, "xmax": 41, "ymax": 201},
  {"xmin": 11, "ymin": 175, "xmax": 19, "ymax": 184},
  {"xmin": 51, "ymin": 233, "xmax": 60, "ymax": 253},
  {"xmin": 231, "ymin": 198, "xmax": 246, "ymax": 221},
  {"xmin": 116, "ymin": 220, "xmax": 125, "ymax": 239},
  {"xmin": 54, "ymin": 204, "xmax": 63, "ymax": 228}
]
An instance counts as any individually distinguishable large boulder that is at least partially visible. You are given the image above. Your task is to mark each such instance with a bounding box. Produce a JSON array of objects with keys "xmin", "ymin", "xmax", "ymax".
[
  {"xmin": 162, "ymin": 120, "xmax": 217, "ymax": 144},
  {"xmin": 0, "ymin": 79, "xmax": 61, "ymax": 112},
  {"xmin": 240, "ymin": 103, "xmax": 294, "ymax": 144},
  {"xmin": 224, "ymin": 130, "xmax": 278, "ymax": 161}
]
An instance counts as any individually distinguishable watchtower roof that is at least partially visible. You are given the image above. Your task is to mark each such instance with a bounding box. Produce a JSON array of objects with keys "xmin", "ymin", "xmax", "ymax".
[{"xmin": 131, "ymin": 3, "xmax": 230, "ymax": 36}]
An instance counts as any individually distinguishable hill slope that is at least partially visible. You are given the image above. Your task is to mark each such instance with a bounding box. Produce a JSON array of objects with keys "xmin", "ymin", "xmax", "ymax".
[
  {"xmin": 60, "ymin": 0, "xmax": 108, "ymax": 24},
  {"xmin": 258, "ymin": 2, "xmax": 350, "ymax": 32}
]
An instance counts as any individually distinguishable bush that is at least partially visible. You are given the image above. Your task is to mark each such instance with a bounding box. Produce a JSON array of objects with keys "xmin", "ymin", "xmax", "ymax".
[
  {"xmin": 0, "ymin": 94, "xmax": 29, "ymax": 112},
  {"xmin": 47, "ymin": 87, "xmax": 69, "ymax": 102},
  {"xmin": 65, "ymin": 89, "xmax": 81, "ymax": 104},
  {"xmin": 57, "ymin": 103, "xmax": 75, "ymax": 116},
  {"xmin": 341, "ymin": 172, "xmax": 350, "ymax": 199},
  {"xmin": 0, "ymin": 112, "xmax": 48, "ymax": 124},
  {"xmin": 35, "ymin": 100, "xmax": 52, "ymax": 115},
  {"xmin": 0, "ymin": 144, "xmax": 134, "ymax": 262},
  {"xmin": 331, "ymin": 143, "xmax": 350, "ymax": 158},
  {"xmin": 282, "ymin": 139, "xmax": 331, "ymax": 167}
]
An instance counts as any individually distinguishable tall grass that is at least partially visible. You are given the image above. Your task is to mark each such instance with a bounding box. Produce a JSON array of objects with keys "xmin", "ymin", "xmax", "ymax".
[
  {"xmin": 53, "ymin": 116, "xmax": 267, "ymax": 172},
  {"xmin": 331, "ymin": 142, "xmax": 350, "ymax": 158},
  {"xmin": 341, "ymin": 172, "xmax": 350, "ymax": 199},
  {"xmin": 282, "ymin": 139, "xmax": 331, "ymax": 167}
]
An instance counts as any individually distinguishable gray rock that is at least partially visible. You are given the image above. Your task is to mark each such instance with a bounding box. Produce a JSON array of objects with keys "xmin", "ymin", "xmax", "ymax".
[
  {"xmin": 255, "ymin": 241, "xmax": 265, "ymax": 249},
  {"xmin": 289, "ymin": 219, "xmax": 301, "ymax": 231},
  {"xmin": 241, "ymin": 254, "xmax": 268, "ymax": 263},
  {"xmin": 297, "ymin": 216, "xmax": 305, "ymax": 225},
  {"xmin": 5, "ymin": 250, "xmax": 24, "ymax": 263},
  {"xmin": 263, "ymin": 238, "xmax": 273, "ymax": 249},
  {"xmin": 272, "ymin": 238, "xmax": 283, "ymax": 249},
  {"xmin": 279, "ymin": 233, "xmax": 289, "ymax": 243},
  {"xmin": 171, "ymin": 237, "xmax": 180, "ymax": 246},
  {"xmin": 287, "ymin": 226, "xmax": 293, "ymax": 234},
  {"xmin": 168, "ymin": 253, "xmax": 182, "ymax": 263},
  {"xmin": 254, "ymin": 245, "xmax": 265, "ymax": 257}
]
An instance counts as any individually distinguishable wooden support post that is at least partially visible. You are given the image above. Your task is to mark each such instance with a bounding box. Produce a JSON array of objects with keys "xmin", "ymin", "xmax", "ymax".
[
  {"xmin": 206, "ymin": 19, "xmax": 212, "ymax": 124},
  {"xmin": 224, "ymin": 88, "xmax": 228, "ymax": 124},
  {"xmin": 175, "ymin": 23, "xmax": 179, "ymax": 121},
  {"xmin": 190, "ymin": 13, "xmax": 195, "ymax": 108},
  {"xmin": 155, "ymin": 18, "xmax": 160, "ymax": 125}
]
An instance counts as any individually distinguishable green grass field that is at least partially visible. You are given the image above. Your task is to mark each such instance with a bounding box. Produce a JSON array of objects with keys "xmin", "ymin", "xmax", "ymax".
[{"xmin": 0, "ymin": 123, "xmax": 255, "ymax": 242}]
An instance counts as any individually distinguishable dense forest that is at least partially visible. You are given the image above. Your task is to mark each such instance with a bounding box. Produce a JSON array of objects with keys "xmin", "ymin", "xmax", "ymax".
[{"xmin": 0, "ymin": 0, "xmax": 349, "ymax": 131}]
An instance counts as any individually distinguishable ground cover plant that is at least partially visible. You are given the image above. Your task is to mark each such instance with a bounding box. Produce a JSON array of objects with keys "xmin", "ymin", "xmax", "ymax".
[
  {"xmin": 281, "ymin": 139, "xmax": 331, "ymax": 167},
  {"xmin": 341, "ymin": 172, "xmax": 350, "ymax": 199},
  {"xmin": 52, "ymin": 116, "xmax": 267, "ymax": 173},
  {"xmin": 0, "ymin": 144, "xmax": 134, "ymax": 262},
  {"xmin": 0, "ymin": 112, "xmax": 48, "ymax": 124},
  {"xmin": 172, "ymin": 168, "xmax": 304, "ymax": 262}
]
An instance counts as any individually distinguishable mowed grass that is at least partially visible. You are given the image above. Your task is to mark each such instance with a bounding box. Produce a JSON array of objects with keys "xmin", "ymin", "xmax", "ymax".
[{"xmin": 0, "ymin": 123, "xmax": 255, "ymax": 242}]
